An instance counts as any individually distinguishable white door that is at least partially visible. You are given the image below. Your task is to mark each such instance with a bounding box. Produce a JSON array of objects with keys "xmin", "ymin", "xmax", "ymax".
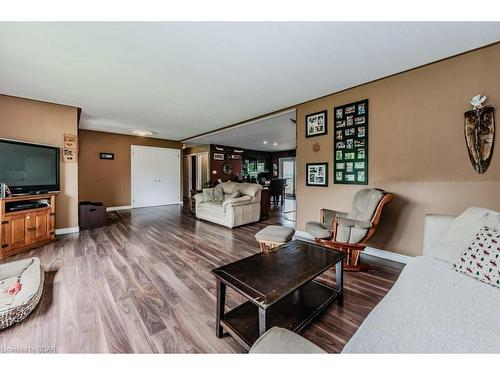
[
  {"xmin": 131, "ymin": 146, "xmax": 180, "ymax": 208},
  {"xmin": 157, "ymin": 148, "xmax": 180, "ymax": 205}
]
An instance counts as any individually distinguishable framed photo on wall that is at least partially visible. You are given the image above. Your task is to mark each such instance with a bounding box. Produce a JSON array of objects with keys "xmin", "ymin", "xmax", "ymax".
[
  {"xmin": 305, "ymin": 110, "xmax": 328, "ymax": 138},
  {"xmin": 306, "ymin": 162, "xmax": 328, "ymax": 187},
  {"xmin": 333, "ymin": 99, "xmax": 368, "ymax": 185},
  {"xmin": 213, "ymin": 153, "xmax": 225, "ymax": 161}
]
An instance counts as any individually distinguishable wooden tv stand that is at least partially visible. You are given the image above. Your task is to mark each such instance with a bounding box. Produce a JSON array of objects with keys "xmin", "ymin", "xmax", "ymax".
[{"xmin": 0, "ymin": 193, "xmax": 56, "ymax": 260}]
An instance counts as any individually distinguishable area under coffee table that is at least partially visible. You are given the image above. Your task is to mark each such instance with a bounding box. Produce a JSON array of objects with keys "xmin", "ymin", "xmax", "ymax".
[{"xmin": 212, "ymin": 240, "xmax": 345, "ymax": 350}]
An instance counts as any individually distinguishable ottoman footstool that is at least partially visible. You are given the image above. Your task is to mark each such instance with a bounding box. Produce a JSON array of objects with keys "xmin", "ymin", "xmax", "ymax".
[{"xmin": 255, "ymin": 225, "xmax": 295, "ymax": 252}]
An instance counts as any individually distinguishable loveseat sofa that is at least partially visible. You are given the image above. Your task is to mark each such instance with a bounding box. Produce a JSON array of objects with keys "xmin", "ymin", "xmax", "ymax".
[{"xmin": 194, "ymin": 182, "xmax": 262, "ymax": 228}]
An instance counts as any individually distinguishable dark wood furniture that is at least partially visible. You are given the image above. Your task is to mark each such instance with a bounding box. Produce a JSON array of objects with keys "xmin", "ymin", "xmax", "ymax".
[
  {"xmin": 269, "ymin": 178, "xmax": 286, "ymax": 205},
  {"xmin": 259, "ymin": 188, "xmax": 269, "ymax": 220},
  {"xmin": 317, "ymin": 192, "xmax": 393, "ymax": 271},
  {"xmin": 212, "ymin": 240, "xmax": 345, "ymax": 350},
  {"xmin": 0, "ymin": 193, "xmax": 56, "ymax": 260}
]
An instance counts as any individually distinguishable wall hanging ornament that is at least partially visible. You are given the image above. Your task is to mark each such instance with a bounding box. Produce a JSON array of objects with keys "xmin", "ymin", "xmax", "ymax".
[
  {"xmin": 464, "ymin": 95, "xmax": 495, "ymax": 174},
  {"xmin": 312, "ymin": 142, "xmax": 321, "ymax": 152}
]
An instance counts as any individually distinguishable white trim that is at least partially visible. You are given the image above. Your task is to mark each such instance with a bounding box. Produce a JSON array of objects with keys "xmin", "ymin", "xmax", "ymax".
[
  {"xmin": 55, "ymin": 227, "xmax": 79, "ymax": 235},
  {"xmin": 106, "ymin": 205, "xmax": 132, "ymax": 212},
  {"xmin": 294, "ymin": 230, "xmax": 411, "ymax": 264}
]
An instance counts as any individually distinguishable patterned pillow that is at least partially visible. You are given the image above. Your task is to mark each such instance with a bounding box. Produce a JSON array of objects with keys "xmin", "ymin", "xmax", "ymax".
[
  {"xmin": 202, "ymin": 188, "xmax": 214, "ymax": 203},
  {"xmin": 213, "ymin": 184, "xmax": 224, "ymax": 203},
  {"xmin": 453, "ymin": 226, "xmax": 500, "ymax": 288}
]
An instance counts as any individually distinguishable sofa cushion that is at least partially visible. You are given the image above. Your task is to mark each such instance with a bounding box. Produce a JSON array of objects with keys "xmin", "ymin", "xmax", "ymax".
[
  {"xmin": 342, "ymin": 256, "xmax": 500, "ymax": 353},
  {"xmin": 230, "ymin": 188, "xmax": 241, "ymax": 199},
  {"xmin": 221, "ymin": 181, "xmax": 238, "ymax": 194},
  {"xmin": 213, "ymin": 184, "xmax": 224, "ymax": 203},
  {"xmin": 250, "ymin": 327, "xmax": 326, "ymax": 354},
  {"xmin": 202, "ymin": 188, "xmax": 214, "ymax": 203},
  {"xmin": 222, "ymin": 195, "xmax": 251, "ymax": 208},
  {"xmin": 305, "ymin": 221, "xmax": 332, "ymax": 239},
  {"xmin": 198, "ymin": 202, "xmax": 226, "ymax": 217},
  {"xmin": 453, "ymin": 226, "xmax": 500, "ymax": 288}
]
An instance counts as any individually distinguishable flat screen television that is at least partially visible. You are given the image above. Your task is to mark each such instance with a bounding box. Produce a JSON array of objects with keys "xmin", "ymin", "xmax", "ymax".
[{"xmin": 0, "ymin": 139, "xmax": 60, "ymax": 195}]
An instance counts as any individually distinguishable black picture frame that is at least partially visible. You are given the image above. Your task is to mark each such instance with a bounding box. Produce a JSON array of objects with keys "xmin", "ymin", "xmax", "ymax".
[
  {"xmin": 305, "ymin": 110, "xmax": 328, "ymax": 138},
  {"xmin": 333, "ymin": 99, "xmax": 368, "ymax": 185},
  {"xmin": 306, "ymin": 162, "xmax": 329, "ymax": 187},
  {"xmin": 100, "ymin": 152, "xmax": 114, "ymax": 160},
  {"xmin": 213, "ymin": 153, "xmax": 225, "ymax": 161}
]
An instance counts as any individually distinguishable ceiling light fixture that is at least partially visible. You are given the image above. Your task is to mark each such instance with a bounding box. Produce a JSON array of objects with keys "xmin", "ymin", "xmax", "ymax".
[
  {"xmin": 263, "ymin": 141, "xmax": 268, "ymax": 144},
  {"xmin": 273, "ymin": 142, "xmax": 278, "ymax": 146},
  {"xmin": 130, "ymin": 129, "xmax": 155, "ymax": 137}
]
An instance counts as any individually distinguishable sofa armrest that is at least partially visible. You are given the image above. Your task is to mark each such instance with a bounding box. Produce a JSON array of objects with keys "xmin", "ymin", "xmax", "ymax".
[
  {"xmin": 194, "ymin": 193, "xmax": 204, "ymax": 205},
  {"xmin": 223, "ymin": 196, "xmax": 252, "ymax": 208},
  {"xmin": 337, "ymin": 217, "xmax": 372, "ymax": 229}
]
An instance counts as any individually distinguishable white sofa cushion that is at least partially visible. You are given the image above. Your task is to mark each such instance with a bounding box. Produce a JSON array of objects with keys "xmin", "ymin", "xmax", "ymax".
[
  {"xmin": 342, "ymin": 255, "xmax": 500, "ymax": 353},
  {"xmin": 427, "ymin": 207, "xmax": 500, "ymax": 264},
  {"xmin": 453, "ymin": 226, "xmax": 500, "ymax": 288}
]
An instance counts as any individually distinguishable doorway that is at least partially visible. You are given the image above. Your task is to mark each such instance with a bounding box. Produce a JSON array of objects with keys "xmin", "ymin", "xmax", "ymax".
[
  {"xmin": 279, "ymin": 157, "xmax": 296, "ymax": 197},
  {"xmin": 131, "ymin": 145, "xmax": 181, "ymax": 208},
  {"xmin": 183, "ymin": 151, "xmax": 210, "ymax": 198}
]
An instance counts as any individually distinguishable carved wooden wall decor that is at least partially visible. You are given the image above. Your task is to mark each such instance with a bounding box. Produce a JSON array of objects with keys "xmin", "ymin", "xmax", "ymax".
[
  {"xmin": 464, "ymin": 95, "xmax": 495, "ymax": 174},
  {"xmin": 312, "ymin": 142, "xmax": 321, "ymax": 152}
]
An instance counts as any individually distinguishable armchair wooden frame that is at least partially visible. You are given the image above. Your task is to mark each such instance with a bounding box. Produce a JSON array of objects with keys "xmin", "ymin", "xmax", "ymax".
[{"xmin": 316, "ymin": 192, "xmax": 393, "ymax": 271}]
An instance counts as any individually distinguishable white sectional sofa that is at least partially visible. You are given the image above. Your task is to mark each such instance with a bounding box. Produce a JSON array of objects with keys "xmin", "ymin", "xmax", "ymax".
[{"xmin": 194, "ymin": 181, "xmax": 262, "ymax": 228}]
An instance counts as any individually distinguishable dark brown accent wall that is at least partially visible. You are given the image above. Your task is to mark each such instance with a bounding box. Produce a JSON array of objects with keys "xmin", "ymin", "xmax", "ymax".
[
  {"xmin": 78, "ymin": 130, "xmax": 182, "ymax": 207},
  {"xmin": 296, "ymin": 43, "xmax": 500, "ymax": 257}
]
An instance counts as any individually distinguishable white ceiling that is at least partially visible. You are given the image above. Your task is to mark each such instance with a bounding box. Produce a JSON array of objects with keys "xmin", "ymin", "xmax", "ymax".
[
  {"xmin": 189, "ymin": 110, "xmax": 296, "ymax": 151},
  {"xmin": 0, "ymin": 22, "xmax": 499, "ymax": 141}
]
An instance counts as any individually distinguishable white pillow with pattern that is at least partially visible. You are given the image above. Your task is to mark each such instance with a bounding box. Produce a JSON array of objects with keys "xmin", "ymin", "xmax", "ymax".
[{"xmin": 453, "ymin": 226, "xmax": 500, "ymax": 288}]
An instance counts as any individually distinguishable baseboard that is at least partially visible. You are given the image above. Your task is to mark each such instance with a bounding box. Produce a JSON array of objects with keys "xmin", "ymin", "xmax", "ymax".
[
  {"xmin": 106, "ymin": 205, "xmax": 132, "ymax": 212},
  {"xmin": 55, "ymin": 227, "xmax": 80, "ymax": 235},
  {"xmin": 294, "ymin": 230, "xmax": 411, "ymax": 264}
]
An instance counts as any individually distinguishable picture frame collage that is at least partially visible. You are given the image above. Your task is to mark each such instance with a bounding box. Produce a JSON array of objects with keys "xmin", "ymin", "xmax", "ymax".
[{"xmin": 333, "ymin": 99, "xmax": 368, "ymax": 184}]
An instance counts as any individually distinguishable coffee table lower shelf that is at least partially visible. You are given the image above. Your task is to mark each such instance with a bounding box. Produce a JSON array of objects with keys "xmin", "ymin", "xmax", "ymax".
[{"xmin": 221, "ymin": 280, "xmax": 339, "ymax": 350}]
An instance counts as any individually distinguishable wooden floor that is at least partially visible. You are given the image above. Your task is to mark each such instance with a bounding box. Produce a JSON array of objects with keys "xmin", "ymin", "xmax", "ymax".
[{"xmin": 0, "ymin": 204, "xmax": 404, "ymax": 353}]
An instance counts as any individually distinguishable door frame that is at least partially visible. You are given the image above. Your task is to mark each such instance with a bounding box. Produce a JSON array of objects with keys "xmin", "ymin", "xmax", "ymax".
[
  {"xmin": 131, "ymin": 145, "xmax": 181, "ymax": 208},
  {"xmin": 196, "ymin": 151, "xmax": 209, "ymax": 190},
  {"xmin": 279, "ymin": 157, "xmax": 296, "ymax": 197}
]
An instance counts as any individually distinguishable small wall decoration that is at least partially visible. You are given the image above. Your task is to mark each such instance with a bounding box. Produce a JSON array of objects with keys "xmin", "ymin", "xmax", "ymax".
[
  {"xmin": 229, "ymin": 154, "xmax": 242, "ymax": 160},
  {"xmin": 312, "ymin": 142, "xmax": 321, "ymax": 153},
  {"xmin": 63, "ymin": 134, "xmax": 77, "ymax": 163},
  {"xmin": 333, "ymin": 99, "xmax": 368, "ymax": 185},
  {"xmin": 464, "ymin": 95, "xmax": 495, "ymax": 174},
  {"xmin": 100, "ymin": 152, "xmax": 114, "ymax": 160},
  {"xmin": 306, "ymin": 162, "xmax": 328, "ymax": 187},
  {"xmin": 305, "ymin": 110, "xmax": 328, "ymax": 138},
  {"xmin": 213, "ymin": 153, "xmax": 225, "ymax": 161},
  {"xmin": 222, "ymin": 163, "xmax": 233, "ymax": 175}
]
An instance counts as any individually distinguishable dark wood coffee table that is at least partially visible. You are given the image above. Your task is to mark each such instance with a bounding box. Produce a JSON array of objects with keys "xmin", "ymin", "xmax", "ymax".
[{"xmin": 212, "ymin": 239, "xmax": 345, "ymax": 350}]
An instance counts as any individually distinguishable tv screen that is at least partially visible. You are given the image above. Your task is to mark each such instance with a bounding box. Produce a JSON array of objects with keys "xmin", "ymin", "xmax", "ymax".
[{"xmin": 0, "ymin": 139, "xmax": 60, "ymax": 194}]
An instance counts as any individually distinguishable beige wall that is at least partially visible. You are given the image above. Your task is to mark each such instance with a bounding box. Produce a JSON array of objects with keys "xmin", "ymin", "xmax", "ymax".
[
  {"xmin": 78, "ymin": 130, "xmax": 182, "ymax": 207},
  {"xmin": 296, "ymin": 43, "xmax": 500, "ymax": 257},
  {"xmin": 0, "ymin": 95, "xmax": 79, "ymax": 229}
]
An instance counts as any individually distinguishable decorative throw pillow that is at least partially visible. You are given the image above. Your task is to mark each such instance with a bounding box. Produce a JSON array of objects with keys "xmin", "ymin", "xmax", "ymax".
[
  {"xmin": 230, "ymin": 187, "xmax": 241, "ymax": 199},
  {"xmin": 202, "ymin": 188, "xmax": 214, "ymax": 203},
  {"xmin": 213, "ymin": 184, "xmax": 224, "ymax": 203},
  {"xmin": 453, "ymin": 226, "xmax": 500, "ymax": 288}
]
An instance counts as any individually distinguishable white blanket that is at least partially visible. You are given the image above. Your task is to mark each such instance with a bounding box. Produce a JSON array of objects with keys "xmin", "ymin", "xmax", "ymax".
[{"xmin": 342, "ymin": 256, "xmax": 500, "ymax": 353}]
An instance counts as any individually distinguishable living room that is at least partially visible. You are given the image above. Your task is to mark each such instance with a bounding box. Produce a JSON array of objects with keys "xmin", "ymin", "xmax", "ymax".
[{"xmin": 0, "ymin": 5, "xmax": 500, "ymax": 375}]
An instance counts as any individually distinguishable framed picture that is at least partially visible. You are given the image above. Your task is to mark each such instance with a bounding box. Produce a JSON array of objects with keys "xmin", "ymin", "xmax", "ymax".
[
  {"xmin": 306, "ymin": 162, "xmax": 328, "ymax": 187},
  {"xmin": 229, "ymin": 154, "xmax": 241, "ymax": 160},
  {"xmin": 333, "ymin": 99, "xmax": 368, "ymax": 185},
  {"xmin": 100, "ymin": 152, "xmax": 114, "ymax": 160},
  {"xmin": 213, "ymin": 153, "xmax": 225, "ymax": 161},
  {"xmin": 305, "ymin": 110, "xmax": 328, "ymax": 138}
]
